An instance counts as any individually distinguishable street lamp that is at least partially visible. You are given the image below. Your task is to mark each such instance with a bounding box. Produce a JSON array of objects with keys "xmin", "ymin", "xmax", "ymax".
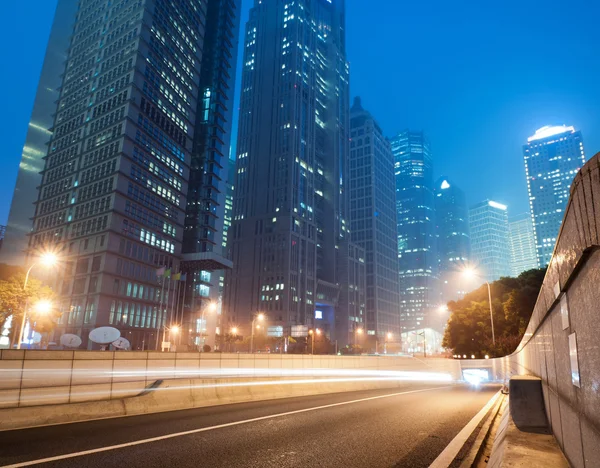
[
  {"xmin": 250, "ymin": 313, "xmax": 265, "ymax": 353},
  {"xmin": 17, "ymin": 252, "xmax": 58, "ymax": 349},
  {"xmin": 199, "ymin": 301, "xmax": 217, "ymax": 349},
  {"xmin": 354, "ymin": 327, "xmax": 363, "ymax": 347},
  {"xmin": 462, "ymin": 267, "xmax": 495, "ymax": 346},
  {"xmin": 308, "ymin": 328, "xmax": 321, "ymax": 355},
  {"xmin": 384, "ymin": 332, "xmax": 392, "ymax": 354}
]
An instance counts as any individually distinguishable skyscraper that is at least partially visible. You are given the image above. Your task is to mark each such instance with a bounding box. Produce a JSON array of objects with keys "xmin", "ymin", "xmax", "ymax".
[
  {"xmin": 5, "ymin": 0, "xmax": 241, "ymax": 349},
  {"xmin": 508, "ymin": 213, "xmax": 538, "ymax": 277},
  {"xmin": 469, "ymin": 200, "xmax": 512, "ymax": 282},
  {"xmin": 349, "ymin": 98, "xmax": 400, "ymax": 338},
  {"xmin": 0, "ymin": 0, "xmax": 79, "ymax": 265},
  {"xmin": 225, "ymin": 0, "xmax": 365, "ymax": 346},
  {"xmin": 391, "ymin": 130, "xmax": 438, "ymax": 333},
  {"xmin": 524, "ymin": 125, "xmax": 586, "ymax": 266},
  {"xmin": 434, "ymin": 176, "xmax": 470, "ymax": 302}
]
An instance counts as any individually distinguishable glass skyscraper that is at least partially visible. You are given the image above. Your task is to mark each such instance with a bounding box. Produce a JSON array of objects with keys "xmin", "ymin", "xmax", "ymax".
[
  {"xmin": 391, "ymin": 130, "xmax": 439, "ymax": 333},
  {"xmin": 509, "ymin": 212, "xmax": 538, "ymax": 277},
  {"xmin": 434, "ymin": 176, "xmax": 471, "ymax": 303},
  {"xmin": 523, "ymin": 125, "xmax": 586, "ymax": 266},
  {"xmin": 4, "ymin": 0, "xmax": 241, "ymax": 349},
  {"xmin": 349, "ymin": 98, "xmax": 401, "ymax": 338},
  {"xmin": 469, "ymin": 200, "xmax": 512, "ymax": 282},
  {"xmin": 225, "ymin": 0, "xmax": 365, "ymax": 346}
]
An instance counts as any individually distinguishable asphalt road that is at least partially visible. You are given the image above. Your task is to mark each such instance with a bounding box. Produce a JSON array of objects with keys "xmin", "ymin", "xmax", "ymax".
[{"xmin": 0, "ymin": 383, "xmax": 498, "ymax": 468}]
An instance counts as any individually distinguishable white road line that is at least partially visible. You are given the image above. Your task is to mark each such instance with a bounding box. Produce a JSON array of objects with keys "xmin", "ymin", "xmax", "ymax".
[
  {"xmin": 429, "ymin": 389, "xmax": 501, "ymax": 468},
  {"xmin": 1, "ymin": 386, "xmax": 451, "ymax": 468}
]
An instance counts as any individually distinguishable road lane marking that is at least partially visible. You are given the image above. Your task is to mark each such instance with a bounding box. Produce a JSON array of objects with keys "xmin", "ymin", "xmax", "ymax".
[
  {"xmin": 429, "ymin": 389, "xmax": 501, "ymax": 468},
  {"xmin": 1, "ymin": 385, "xmax": 451, "ymax": 467}
]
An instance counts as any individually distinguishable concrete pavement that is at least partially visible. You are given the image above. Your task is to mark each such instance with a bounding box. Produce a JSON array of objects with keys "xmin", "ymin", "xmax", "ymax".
[{"xmin": 0, "ymin": 383, "xmax": 499, "ymax": 468}]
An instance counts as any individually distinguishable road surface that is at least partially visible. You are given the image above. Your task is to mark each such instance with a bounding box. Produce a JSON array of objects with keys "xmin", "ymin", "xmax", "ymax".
[{"xmin": 0, "ymin": 383, "xmax": 498, "ymax": 468}]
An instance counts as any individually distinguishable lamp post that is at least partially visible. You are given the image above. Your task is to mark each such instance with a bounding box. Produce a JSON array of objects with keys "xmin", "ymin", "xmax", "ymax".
[
  {"xmin": 308, "ymin": 328, "xmax": 321, "ymax": 355},
  {"xmin": 355, "ymin": 327, "xmax": 363, "ymax": 347},
  {"xmin": 199, "ymin": 301, "xmax": 217, "ymax": 349},
  {"xmin": 17, "ymin": 253, "xmax": 57, "ymax": 349},
  {"xmin": 462, "ymin": 267, "xmax": 495, "ymax": 346},
  {"xmin": 384, "ymin": 332, "xmax": 392, "ymax": 354},
  {"xmin": 250, "ymin": 313, "xmax": 265, "ymax": 353}
]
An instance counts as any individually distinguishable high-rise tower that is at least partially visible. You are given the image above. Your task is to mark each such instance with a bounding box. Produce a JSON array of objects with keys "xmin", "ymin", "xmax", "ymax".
[
  {"xmin": 469, "ymin": 200, "xmax": 511, "ymax": 282},
  {"xmin": 349, "ymin": 98, "xmax": 400, "ymax": 338},
  {"xmin": 523, "ymin": 125, "xmax": 585, "ymax": 266},
  {"xmin": 226, "ymin": 0, "xmax": 365, "ymax": 346},
  {"xmin": 5, "ymin": 0, "xmax": 241, "ymax": 349},
  {"xmin": 434, "ymin": 176, "xmax": 471, "ymax": 302},
  {"xmin": 508, "ymin": 213, "xmax": 538, "ymax": 277},
  {"xmin": 391, "ymin": 130, "xmax": 439, "ymax": 333}
]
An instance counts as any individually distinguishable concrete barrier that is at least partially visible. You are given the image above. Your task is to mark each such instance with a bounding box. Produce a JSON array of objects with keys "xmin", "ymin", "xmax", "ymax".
[
  {"xmin": 509, "ymin": 376, "xmax": 548, "ymax": 431},
  {"xmin": 0, "ymin": 376, "xmax": 442, "ymax": 431},
  {"xmin": 0, "ymin": 352, "xmax": 463, "ymax": 408}
]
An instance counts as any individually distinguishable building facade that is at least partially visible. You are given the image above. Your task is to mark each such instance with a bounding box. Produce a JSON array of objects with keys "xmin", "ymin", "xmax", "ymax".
[
  {"xmin": 523, "ymin": 125, "xmax": 586, "ymax": 266},
  {"xmin": 434, "ymin": 176, "xmax": 471, "ymax": 303},
  {"xmin": 391, "ymin": 130, "xmax": 439, "ymax": 333},
  {"xmin": 7, "ymin": 0, "xmax": 240, "ymax": 349},
  {"xmin": 1, "ymin": 0, "xmax": 79, "ymax": 265},
  {"xmin": 349, "ymin": 97, "xmax": 400, "ymax": 338},
  {"xmin": 469, "ymin": 200, "xmax": 512, "ymax": 282},
  {"xmin": 508, "ymin": 213, "xmax": 538, "ymax": 277},
  {"xmin": 225, "ymin": 0, "xmax": 366, "ymax": 346}
]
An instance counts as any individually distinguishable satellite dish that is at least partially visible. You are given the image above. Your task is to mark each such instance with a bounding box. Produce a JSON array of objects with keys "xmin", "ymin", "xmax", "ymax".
[
  {"xmin": 89, "ymin": 327, "xmax": 120, "ymax": 344},
  {"xmin": 31, "ymin": 332, "xmax": 42, "ymax": 344},
  {"xmin": 60, "ymin": 333, "xmax": 82, "ymax": 348},
  {"xmin": 112, "ymin": 337, "xmax": 130, "ymax": 350}
]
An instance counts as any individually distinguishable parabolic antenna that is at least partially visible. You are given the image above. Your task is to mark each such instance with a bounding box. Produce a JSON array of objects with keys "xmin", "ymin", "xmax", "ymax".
[
  {"xmin": 60, "ymin": 334, "xmax": 82, "ymax": 348},
  {"xmin": 89, "ymin": 327, "xmax": 120, "ymax": 344},
  {"xmin": 31, "ymin": 332, "xmax": 42, "ymax": 344},
  {"xmin": 112, "ymin": 337, "xmax": 130, "ymax": 350}
]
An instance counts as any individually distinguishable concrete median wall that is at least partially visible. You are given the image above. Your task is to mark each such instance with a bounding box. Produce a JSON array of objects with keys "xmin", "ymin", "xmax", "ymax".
[
  {"xmin": 0, "ymin": 375, "xmax": 450, "ymax": 431},
  {"xmin": 0, "ymin": 351, "xmax": 463, "ymax": 409}
]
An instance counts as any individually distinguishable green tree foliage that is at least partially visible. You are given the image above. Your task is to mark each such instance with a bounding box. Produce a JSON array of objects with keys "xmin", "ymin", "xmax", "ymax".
[
  {"xmin": 442, "ymin": 268, "xmax": 547, "ymax": 358},
  {"xmin": 0, "ymin": 270, "xmax": 58, "ymax": 343}
]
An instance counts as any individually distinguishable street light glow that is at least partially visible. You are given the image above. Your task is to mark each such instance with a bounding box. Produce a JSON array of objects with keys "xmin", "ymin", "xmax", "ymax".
[
  {"xmin": 207, "ymin": 301, "xmax": 217, "ymax": 312},
  {"xmin": 316, "ymin": 328, "xmax": 321, "ymax": 335},
  {"xmin": 356, "ymin": 328, "xmax": 363, "ymax": 335},
  {"xmin": 34, "ymin": 300, "xmax": 52, "ymax": 315},
  {"xmin": 171, "ymin": 326, "xmax": 180, "ymax": 334},
  {"xmin": 462, "ymin": 266, "xmax": 477, "ymax": 280},
  {"xmin": 39, "ymin": 252, "xmax": 58, "ymax": 268},
  {"xmin": 387, "ymin": 332, "xmax": 392, "ymax": 339},
  {"xmin": 231, "ymin": 327, "xmax": 238, "ymax": 335},
  {"xmin": 257, "ymin": 313, "xmax": 265, "ymax": 321}
]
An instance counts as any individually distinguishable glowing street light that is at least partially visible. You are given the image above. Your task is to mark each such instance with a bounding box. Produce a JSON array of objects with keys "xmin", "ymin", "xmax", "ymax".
[
  {"xmin": 34, "ymin": 300, "xmax": 53, "ymax": 315},
  {"xmin": 462, "ymin": 266, "xmax": 495, "ymax": 347},
  {"xmin": 250, "ymin": 312, "xmax": 265, "ymax": 353},
  {"xmin": 231, "ymin": 327, "xmax": 238, "ymax": 335},
  {"xmin": 384, "ymin": 332, "xmax": 393, "ymax": 354},
  {"xmin": 17, "ymin": 251, "xmax": 59, "ymax": 349}
]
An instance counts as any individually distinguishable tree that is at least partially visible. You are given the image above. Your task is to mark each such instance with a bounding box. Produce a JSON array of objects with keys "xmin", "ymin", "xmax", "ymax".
[
  {"xmin": 442, "ymin": 268, "xmax": 547, "ymax": 357},
  {"xmin": 0, "ymin": 273, "xmax": 57, "ymax": 346}
]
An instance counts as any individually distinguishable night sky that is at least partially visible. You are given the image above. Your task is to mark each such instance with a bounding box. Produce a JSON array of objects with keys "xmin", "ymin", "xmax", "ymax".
[{"xmin": 2, "ymin": 0, "xmax": 599, "ymax": 224}]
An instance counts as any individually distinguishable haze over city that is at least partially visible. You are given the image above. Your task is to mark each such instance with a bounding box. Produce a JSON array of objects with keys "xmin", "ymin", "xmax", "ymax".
[{"xmin": 0, "ymin": 1, "xmax": 598, "ymax": 467}]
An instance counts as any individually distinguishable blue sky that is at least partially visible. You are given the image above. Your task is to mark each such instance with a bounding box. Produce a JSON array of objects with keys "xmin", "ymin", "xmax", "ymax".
[{"xmin": 1, "ymin": 0, "xmax": 599, "ymax": 224}]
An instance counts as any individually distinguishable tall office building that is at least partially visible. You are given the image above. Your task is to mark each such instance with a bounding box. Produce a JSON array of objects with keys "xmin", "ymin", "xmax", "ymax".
[
  {"xmin": 434, "ymin": 177, "xmax": 470, "ymax": 302},
  {"xmin": 469, "ymin": 200, "xmax": 512, "ymax": 282},
  {"xmin": 6, "ymin": 0, "xmax": 241, "ymax": 349},
  {"xmin": 349, "ymin": 98, "xmax": 400, "ymax": 338},
  {"xmin": 509, "ymin": 213, "xmax": 538, "ymax": 277},
  {"xmin": 226, "ymin": 0, "xmax": 366, "ymax": 346},
  {"xmin": 391, "ymin": 130, "xmax": 439, "ymax": 333},
  {"xmin": 1, "ymin": 0, "xmax": 79, "ymax": 265},
  {"xmin": 524, "ymin": 125, "xmax": 585, "ymax": 266}
]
